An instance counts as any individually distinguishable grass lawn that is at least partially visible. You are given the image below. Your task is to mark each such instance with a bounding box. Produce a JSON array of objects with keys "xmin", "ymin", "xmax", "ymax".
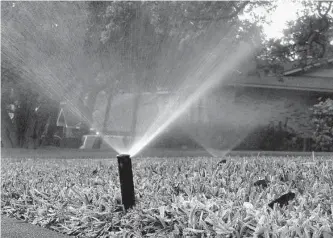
[{"xmin": 1, "ymin": 155, "xmax": 333, "ymax": 237}]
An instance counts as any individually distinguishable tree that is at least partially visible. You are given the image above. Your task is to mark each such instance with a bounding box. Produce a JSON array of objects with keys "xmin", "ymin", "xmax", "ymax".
[
  {"xmin": 85, "ymin": 1, "xmax": 272, "ymax": 140},
  {"xmin": 260, "ymin": 1, "xmax": 333, "ymax": 65},
  {"xmin": 1, "ymin": 1, "xmax": 275, "ymax": 148},
  {"xmin": 310, "ymin": 98, "xmax": 333, "ymax": 151},
  {"xmin": 1, "ymin": 1, "xmax": 91, "ymax": 148}
]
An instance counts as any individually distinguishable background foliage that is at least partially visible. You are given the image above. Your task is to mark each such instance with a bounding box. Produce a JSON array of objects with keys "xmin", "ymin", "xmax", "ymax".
[
  {"xmin": 310, "ymin": 98, "xmax": 333, "ymax": 151},
  {"xmin": 1, "ymin": 1, "xmax": 332, "ymax": 151}
]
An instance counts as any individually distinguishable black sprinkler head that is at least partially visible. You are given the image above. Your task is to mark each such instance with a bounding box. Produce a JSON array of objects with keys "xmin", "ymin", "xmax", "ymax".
[
  {"xmin": 116, "ymin": 154, "xmax": 135, "ymax": 211},
  {"xmin": 117, "ymin": 154, "xmax": 131, "ymax": 159}
]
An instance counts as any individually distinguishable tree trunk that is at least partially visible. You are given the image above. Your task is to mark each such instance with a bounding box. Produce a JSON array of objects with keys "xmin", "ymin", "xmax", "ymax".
[
  {"xmin": 42, "ymin": 103, "xmax": 59, "ymax": 145},
  {"xmin": 85, "ymin": 83, "xmax": 108, "ymax": 120},
  {"xmin": 14, "ymin": 98, "xmax": 31, "ymax": 148},
  {"xmin": 102, "ymin": 91, "xmax": 113, "ymax": 133},
  {"xmin": 39, "ymin": 103, "xmax": 60, "ymax": 146},
  {"xmin": 129, "ymin": 92, "xmax": 142, "ymax": 146},
  {"xmin": 23, "ymin": 109, "xmax": 38, "ymax": 149},
  {"xmin": 14, "ymin": 97, "xmax": 40, "ymax": 149},
  {"xmin": 91, "ymin": 91, "xmax": 114, "ymax": 150},
  {"xmin": 34, "ymin": 104, "xmax": 53, "ymax": 148},
  {"xmin": 1, "ymin": 107, "xmax": 17, "ymax": 148}
]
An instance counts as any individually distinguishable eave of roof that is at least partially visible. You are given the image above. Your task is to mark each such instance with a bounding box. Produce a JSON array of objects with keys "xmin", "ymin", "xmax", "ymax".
[
  {"xmin": 224, "ymin": 75, "xmax": 333, "ymax": 93},
  {"xmin": 283, "ymin": 57, "xmax": 333, "ymax": 76},
  {"xmin": 225, "ymin": 82, "xmax": 333, "ymax": 93}
]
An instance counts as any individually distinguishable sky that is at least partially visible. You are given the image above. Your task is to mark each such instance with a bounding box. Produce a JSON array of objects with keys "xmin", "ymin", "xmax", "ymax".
[
  {"xmin": 245, "ymin": 1, "xmax": 333, "ymax": 45},
  {"xmin": 261, "ymin": 1, "xmax": 302, "ymax": 39},
  {"xmin": 239, "ymin": 0, "xmax": 302, "ymax": 40}
]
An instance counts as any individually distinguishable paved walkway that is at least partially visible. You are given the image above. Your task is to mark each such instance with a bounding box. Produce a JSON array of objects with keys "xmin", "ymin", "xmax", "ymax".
[{"xmin": 1, "ymin": 216, "xmax": 69, "ymax": 238}]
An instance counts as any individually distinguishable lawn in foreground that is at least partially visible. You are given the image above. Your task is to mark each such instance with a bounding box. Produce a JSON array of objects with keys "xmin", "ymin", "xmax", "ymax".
[{"xmin": 1, "ymin": 156, "xmax": 333, "ymax": 237}]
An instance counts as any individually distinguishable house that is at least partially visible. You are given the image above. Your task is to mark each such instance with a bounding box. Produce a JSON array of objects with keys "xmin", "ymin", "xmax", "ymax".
[
  {"xmin": 85, "ymin": 56, "xmax": 333, "ymax": 151},
  {"xmin": 203, "ymin": 56, "xmax": 333, "ymax": 150},
  {"xmin": 56, "ymin": 101, "xmax": 90, "ymax": 147}
]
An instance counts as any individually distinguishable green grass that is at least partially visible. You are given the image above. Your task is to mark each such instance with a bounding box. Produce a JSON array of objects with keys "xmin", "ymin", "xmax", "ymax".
[{"xmin": 1, "ymin": 156, "xmax": 333, "ymax": 237}]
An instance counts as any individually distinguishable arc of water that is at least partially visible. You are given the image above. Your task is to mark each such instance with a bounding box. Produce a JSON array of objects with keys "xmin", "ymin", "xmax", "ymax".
[{"xmin": 129, "ymin": 41, "xmax": 254, "ymax": 157}]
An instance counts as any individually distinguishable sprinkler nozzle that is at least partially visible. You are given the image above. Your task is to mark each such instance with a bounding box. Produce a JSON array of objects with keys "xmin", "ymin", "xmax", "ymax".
[
  {"xmin": 117, "ymin": 154, "xmax": 131, "ymax": 159},
  {"xmin": 116, "ymin": 154, "xmax": 135, "ymax": 211}
]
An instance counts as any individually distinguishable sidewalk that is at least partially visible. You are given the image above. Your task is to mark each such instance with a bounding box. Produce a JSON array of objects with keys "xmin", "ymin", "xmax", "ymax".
[{"xmin": 1, "ymin": 216, "xmax": 69, "ymax": 238}]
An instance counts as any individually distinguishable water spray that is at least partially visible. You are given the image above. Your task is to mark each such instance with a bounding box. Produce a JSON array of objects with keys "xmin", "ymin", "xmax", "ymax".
[
  {"xmin": 116, "ymin": 154, "xmax": 135, "ymax": 211},
  {"xmin": 128, "ymin": 42, "xmax": 254, "ymax": 157}
]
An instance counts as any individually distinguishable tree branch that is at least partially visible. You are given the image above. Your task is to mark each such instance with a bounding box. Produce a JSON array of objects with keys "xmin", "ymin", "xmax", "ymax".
[
  {"xmin": 187, "ymin": 1, "xmax": 250, "ymax": 22},
  {"xmin": 317, "ymin": 2, "xmax": 332, "ymax": 17}
]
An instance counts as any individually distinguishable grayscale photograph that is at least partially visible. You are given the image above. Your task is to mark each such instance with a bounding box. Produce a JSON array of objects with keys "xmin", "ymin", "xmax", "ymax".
[{"xmin": 1, "ymin": 1, "xmax": 333, "ymax": 237}]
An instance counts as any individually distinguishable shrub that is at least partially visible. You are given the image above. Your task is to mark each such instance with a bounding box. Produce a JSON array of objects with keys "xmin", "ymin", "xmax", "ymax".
[
  {"xmin": 61, "ymin": 138, "xmax": 82, "ymax": 148},
  {"xmin": 310, "ymin": 98, "xmax": 333, "ymax": 151},
  {"xmin": 151, "ymin": 127, "xmax": 200, "ymax": 149},
  {"xmin": 236, "ymin": 121, "xmax": 305, "ymax": 151}
]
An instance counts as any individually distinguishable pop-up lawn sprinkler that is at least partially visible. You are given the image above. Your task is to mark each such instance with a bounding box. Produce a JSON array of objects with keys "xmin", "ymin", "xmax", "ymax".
[{"xmin": 117, "ymin": 154, "xmax": 135, "ymax": 211}]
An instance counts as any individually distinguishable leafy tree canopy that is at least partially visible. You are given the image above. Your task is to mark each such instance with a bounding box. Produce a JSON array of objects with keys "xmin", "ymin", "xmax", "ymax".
[
  {"xmin": 3, "ymin": 1, "xmax": 332, "ymax": 149},
  {"xmin": 261, "ymin": 1, "xmax": 333, "ymax": 64},
  {"xmin": 85, "ymin": 1, "xmax": 274, "ymax": 92}
]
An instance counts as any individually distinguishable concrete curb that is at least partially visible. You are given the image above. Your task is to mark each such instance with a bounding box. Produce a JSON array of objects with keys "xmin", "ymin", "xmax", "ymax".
[{"xmin": 1, "ymin": 215, "xmax": 69, "ymax": 238}]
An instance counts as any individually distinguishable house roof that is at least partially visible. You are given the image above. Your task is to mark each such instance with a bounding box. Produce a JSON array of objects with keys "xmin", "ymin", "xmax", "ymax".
[
  {"xmin": 224, "ymin": 56, "xmax": 333, "ymax": 93},
  {"xmin": 153, "ymin": 56, "xmax": 333, "ymax": 94},
  {"xmin": 283, "ymin": 57, "xmax": 333, "ymax": 76}
]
